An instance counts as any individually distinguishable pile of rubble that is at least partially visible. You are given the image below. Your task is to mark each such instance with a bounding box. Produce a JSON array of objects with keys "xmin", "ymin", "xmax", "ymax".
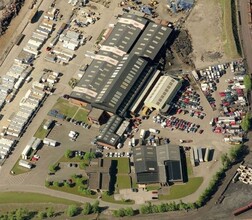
[
  {"xmin": 172, "ymin": 29, "xmax": 194, "ymax": 67},
  {"xmin": 90, "ymin": 0, "xmax": 110, "ymax": 8},
  {"xmin": 0, "ymin": 0, "xmax": 24, "ymax": 36}
]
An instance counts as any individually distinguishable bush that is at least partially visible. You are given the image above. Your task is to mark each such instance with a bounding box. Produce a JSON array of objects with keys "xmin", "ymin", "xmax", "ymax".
[
  {"xmin": 65, "ymin": 149, "xmax": 73, "ymax": 158},
  {"xmin": 66, "ymin": 205, "xmax": 79, "ymax": 217},
  {"xmin": 45, "ymin": 180, "xmax": 52, "ymax": 187},
  {"xmin": 124, "ymin": 207, "xmax": 134, "ymax": 216},
  {"xmin": 241, "ymin": 112, "xmax": 251, "ymax": 132},
  {"xmin": 113, "ymin": 208, "xmax": 125, "ymax": 217}
]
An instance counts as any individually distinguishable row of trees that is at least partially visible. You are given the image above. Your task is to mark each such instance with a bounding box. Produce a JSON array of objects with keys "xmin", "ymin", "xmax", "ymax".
[
  {"xmin": 139, "ymin": 201, "xmax": 196, "ymax": 215},
  {"xmin": 64, "ymin": 149, "xmax": 96, "ymax": 161},
  {"xmin": 221, "ymin": 144, "xmax": 246, "ymax": 169},
  {"xmin": 197, "ymin": 144, "xmax": 247, "ymax": 207},
  {"xmin": 65, "ymin": 201, "xmax": 100, "ymax": 217},
  {"xmin": 0, "ymin": 207, "xmax": 56, "ymax": 220}
]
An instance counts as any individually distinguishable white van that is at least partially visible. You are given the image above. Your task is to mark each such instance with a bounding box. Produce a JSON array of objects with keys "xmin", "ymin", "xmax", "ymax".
[
  {"xmin": 117, "ymin": 143, "xmax": 122, "ymax": 149},
  {"xmin": 149, "ymin": 128, "xmax": 160, "ymax": 134},
  {"xmin": 131, "ymin": 138, "xmax": 135, "ymax": 147}
]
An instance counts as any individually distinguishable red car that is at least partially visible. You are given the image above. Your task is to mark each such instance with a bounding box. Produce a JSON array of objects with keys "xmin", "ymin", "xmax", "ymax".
[{"xmin": 199, "ymin": 129, "xmax": 204, "ymax": 134}]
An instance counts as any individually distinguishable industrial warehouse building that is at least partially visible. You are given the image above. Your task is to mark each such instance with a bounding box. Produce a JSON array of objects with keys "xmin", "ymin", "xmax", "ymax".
[
  {"xmin": 70, "ymin": 13, "xmax": 174, "ymax": 117},
  {"xmin": 133, "ymin": 144, "xmax": 183, "ymax": 185},
  {"xmin": 144, "ymin": 75, "xmax": 182, "ymax": 111}
]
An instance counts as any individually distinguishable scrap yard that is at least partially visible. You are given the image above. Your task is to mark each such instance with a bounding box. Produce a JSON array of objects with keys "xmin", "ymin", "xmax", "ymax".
[{"xmin": 0, "ymin": 0, "xmax": 250, "ymax": 219}]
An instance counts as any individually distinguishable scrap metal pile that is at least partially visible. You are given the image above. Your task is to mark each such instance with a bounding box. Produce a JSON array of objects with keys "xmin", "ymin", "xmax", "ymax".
[
  {"xmin": 172, "ymin": 29, "xmax": 194, "ymax": 67},
  {"xmin": 0, "ymin": 0, "xmax": 24, "ymax": 36}
]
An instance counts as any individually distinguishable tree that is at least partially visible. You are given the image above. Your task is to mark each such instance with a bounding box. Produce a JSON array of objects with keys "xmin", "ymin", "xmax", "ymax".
[
  {"xmin": 49, "ymin": 164, "xmax": 56, "ymax": 173},
  {"xmin": 53, "ymin": 181, "xmax": 59, "ymax": 187},
  {"xmin": 45, "ymin": 180, "xmax": 52, "ymax": 187},
  {"xmin": 84, "ymin": 152, "xmax": 96, "ymax": 161},
  {"xmin": 80, "ymin": 162, "xmax": 87, "ymax": 169},
  {"xmin": 65, "ymin": 149, "xmax": 73, "ymax": 158},
  {"xmin": 37, "ymin": 211, "xmax": 47, "ymax": 220},
  {"xmin": 66, "ymin": 205, "xmax": 79, "ymax": 217},
  {"xmin": 113, "ymin": 209, "xmax": 125, "ymax": 217},
  {"xmin": 82, "ymin": 202, "xmax": 92, "ymax": 215},
  {"xmin": 124, "ymin": 207, "xmax": 134, "ymax": 216},
  {"xmin": 46, "ymin": 207, "xmax": 54, "ymax": 218},
  {"xmin": 15, "ymin": 208, "xmax": 29, "ymax": 220},
  {"xmin": 244, "ymin": 75, "xmax": 252, "ymax": 91},
  {"xmin": 92, "ymin": 200, "xmax": 100, "ymax": 213}
]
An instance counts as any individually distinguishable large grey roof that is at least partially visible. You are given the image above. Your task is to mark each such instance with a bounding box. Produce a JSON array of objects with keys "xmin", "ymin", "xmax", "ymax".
[
  {"xmin": 71, "ymin": 59, "xmax": 116, "ymax": 102},
  {"xmin": 92, "ymin": 54, "xmax": 154, "ymax": 115},
  {"xmin": 131, "ymin": 22, "xmax": 172, "ymax": 60},
  {"xmin": 133, "ymin": 145, "xmax": 159, "ymax": 183},
  {"xmin": 156, "ymin": 144, "xmax": 183, "ymax": 182},
  {"xmin": 103, "ymin": 13, "xmax": 148, "ymax": 53}
]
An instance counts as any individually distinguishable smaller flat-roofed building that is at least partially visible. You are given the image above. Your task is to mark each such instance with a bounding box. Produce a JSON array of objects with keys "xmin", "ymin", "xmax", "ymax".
[
  {"xmin": 86, "ymin": 158, "xmax": 112, "ymax": 191},
  {"xmin": 144, "ymin": 75, "xmax": 182, "ymax": 111},
  {"xmin": 96, "ymin": 115, "xmax": 128, "ymax": 148},
  {"xmin": 87, "ymin": 108, "xmax": 109, "ymax": 126}
]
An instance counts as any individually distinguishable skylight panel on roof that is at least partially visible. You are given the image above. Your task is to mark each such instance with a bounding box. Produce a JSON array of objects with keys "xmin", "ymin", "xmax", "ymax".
[
  {"xmin": 156, "ymin": 36, "xmax": 161, "ymax": 40},
  {"xmin": 153, "ymin": 40, "xmax": 158, "ymax": 44},
  {"xmin": 147, "ymin": 33, "xmax": 152, "ymax": 36},
  {"xmin": 143, "ymin": 37, "xmax": 148, "ymax": 41},
  {"xmin": 146, "ymin": 49, "xmax": 152, "ymax": 54}
]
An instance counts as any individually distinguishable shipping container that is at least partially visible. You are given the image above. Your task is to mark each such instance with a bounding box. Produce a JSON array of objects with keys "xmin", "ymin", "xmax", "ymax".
[
  {"xmin": 204, "ymin": 148, "xmax": 210, "ymax": 162},
  {"xmin": 198, "ymin": 147, "xmax": 204, "ymax": 162},
  {"xmin": 193, "ymin": 147, "xmax": 199, "ymax": 163}
]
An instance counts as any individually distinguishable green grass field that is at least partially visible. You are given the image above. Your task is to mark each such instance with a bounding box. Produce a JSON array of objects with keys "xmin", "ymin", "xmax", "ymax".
[
  {"xmin": 51, "ymin": 98, "xmax": 79, "ymax": 118},
  {"xmin": 117, "ymin": 175, "xmax": 131, "ymax": 189},
  {"xmin": 73, "ymin": 108, "xmax": 89, "ymax": 123},
  {"xmin": 106, "ymin": 158, "xmax": 130, "ymax": 174},
  {"xmin": 220, "ymin": 0, "xmax": 240, "ymax": 58},
  {"xmin": 34, "ymin": 119, "xmax": 50, "ymax": 139},
  {"xmin": 159, "ymin": 177, "xmax": 203, "ymax": 200},
  {"xmin": 0, "ymin": 192, "xmax": 81, "ymax": 205}
]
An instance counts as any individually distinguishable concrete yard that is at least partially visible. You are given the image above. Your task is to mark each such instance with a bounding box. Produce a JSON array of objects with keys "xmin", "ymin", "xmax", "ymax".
[{"xmin": 185, "ymin": 0, "xmax": 236, "ymax": 69}]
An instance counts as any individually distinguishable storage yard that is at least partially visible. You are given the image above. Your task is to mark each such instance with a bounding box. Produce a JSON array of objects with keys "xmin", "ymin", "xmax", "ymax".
[{"xmin": 0, "ymin": 0, "xmax": 250, "ymax": 218}]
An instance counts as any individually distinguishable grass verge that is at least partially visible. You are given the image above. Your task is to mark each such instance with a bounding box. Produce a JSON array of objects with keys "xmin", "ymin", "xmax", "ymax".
[
  {"xmin": 34, "ymin": 119, "xmax": 50, "ymax": 139},
  {"xmin": 0, "ymin": 192, "xmax": 81, "ymax": 205},
  {"xmin": 159, "ymin": 177, "xmax": 203, "ymax": 200},
  {"xmin": 101, "ymin": 193, "xmax": 134, "ymax": 205},
  {"xmin": 11, "ymin": 158, "xmax": 31, "ymax": 175},
  {"xmin": 220, "ymin": 0, "xmax": 240, "ymax": 58},
  {"xmin": 146, "ymin": 184, "xmax": 161, "ymax": 191}
]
